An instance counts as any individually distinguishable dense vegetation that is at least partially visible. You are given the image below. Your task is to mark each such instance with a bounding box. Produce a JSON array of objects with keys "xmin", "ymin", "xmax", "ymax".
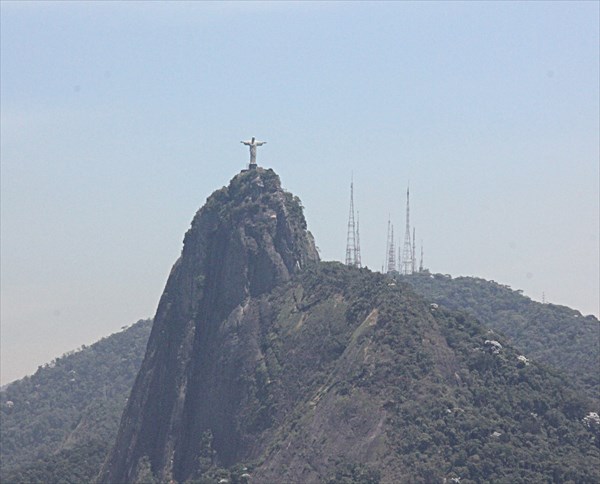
[
  {"xmin": 398, "ymin": 271, "xmax": 600, "ymax": 403},
  {"xmin": 0, "ymin": 319, "xmax": 152, "ymax": 483},
  {"xmin": 232, "ymin": 263, "xmax": 599, "ymax": 483}
]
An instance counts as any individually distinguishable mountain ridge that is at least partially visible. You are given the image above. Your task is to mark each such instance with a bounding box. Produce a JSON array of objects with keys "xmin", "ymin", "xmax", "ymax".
[
  {"xmin": 3, "ymin": 270, "xmax": 598, "ymax": 483},
  {"xmin": 99, "ymin": 169, "xmax": 598, "ymax": 483},
  {"xmin": 398, "ymin": 271, "xmax": 599, "ymax": 403},
  {"xmin": 2, "ymin": 168, "xmax": 598, "ymax": 483}
]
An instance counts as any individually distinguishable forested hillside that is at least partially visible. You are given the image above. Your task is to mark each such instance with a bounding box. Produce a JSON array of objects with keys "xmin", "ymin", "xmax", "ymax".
[
  {"xmin": 103, "ymin": 262, "xmax": 600, "ymax": 483},
  {"xmin": 399, "ymin": 272, "xmax": 600, "ymax": 403},
  {"xmin": 246, "ymin": 264, "xmax": 599, "ymax": 483},
  {"xmin": 2, "ymin": 269, "xmax": 598, "ymax": 483},
  {"xmin": 0, "ymin": 319, "xmax": 152, "ymax": 483}
]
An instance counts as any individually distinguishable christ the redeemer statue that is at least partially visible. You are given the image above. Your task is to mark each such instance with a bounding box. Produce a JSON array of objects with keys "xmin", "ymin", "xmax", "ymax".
[{"xmin": 241, "ymin": 137, "xmax": 266, "ymax": 166}]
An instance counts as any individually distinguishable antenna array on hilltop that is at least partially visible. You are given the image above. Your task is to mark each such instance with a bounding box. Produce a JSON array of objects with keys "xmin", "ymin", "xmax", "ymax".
[{"xmin": 344, "ymin": 178, "xmax": 426, "ymax": 275}]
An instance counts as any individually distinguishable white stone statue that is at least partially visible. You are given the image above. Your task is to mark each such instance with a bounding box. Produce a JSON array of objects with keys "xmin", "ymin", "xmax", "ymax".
[{"xmin": 241, "ymin": 137, "xmax": 267, "ymax": 166}]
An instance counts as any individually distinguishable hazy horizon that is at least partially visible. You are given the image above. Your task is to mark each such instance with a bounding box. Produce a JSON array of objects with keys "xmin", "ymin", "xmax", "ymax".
[{"xmin": 1, "ymin": 1, "xmax": 598, "ymax": 385}]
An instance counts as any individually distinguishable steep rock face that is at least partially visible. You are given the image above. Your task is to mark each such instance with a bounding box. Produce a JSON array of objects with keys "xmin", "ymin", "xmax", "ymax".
[{"xmin": 99, "ymin": 168, "xmax": 318, "ymax": 483}]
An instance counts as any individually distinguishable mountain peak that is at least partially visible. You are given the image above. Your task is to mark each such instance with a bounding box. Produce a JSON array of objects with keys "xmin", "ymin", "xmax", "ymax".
[
  {"xmin": 184, "ymin": 167, "xmax": 319, "ymax": 301},
  {"xmin": 99, "ymin": 169, "xmax": 318, "ymax": 483}
]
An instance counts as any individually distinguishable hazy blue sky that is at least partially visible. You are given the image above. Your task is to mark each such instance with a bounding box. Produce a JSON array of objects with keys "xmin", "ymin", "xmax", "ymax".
[{"xmin": 1, "ymin": 1, "xmax": 598, "ymax": 384}]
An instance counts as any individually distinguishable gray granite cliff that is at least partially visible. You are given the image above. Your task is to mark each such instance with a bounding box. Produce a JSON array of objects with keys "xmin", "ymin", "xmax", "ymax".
[{"xmin": 98, "ymin": 168, "xmax": 318, "ymax": 483}]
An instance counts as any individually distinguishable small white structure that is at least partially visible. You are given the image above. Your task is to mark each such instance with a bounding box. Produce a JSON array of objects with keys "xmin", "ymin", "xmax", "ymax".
[
  {"xmin": 484, "ymin": 340, "xmax": 503, "ymax": 354},
  {"xmin": 583, "ymin": 412, "xmax": 600, "ymax": 429}
]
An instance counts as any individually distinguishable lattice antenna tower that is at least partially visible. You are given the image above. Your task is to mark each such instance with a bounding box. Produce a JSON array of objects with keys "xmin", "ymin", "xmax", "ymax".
[
  {"xmin": 384, "ymin": 219, "xmax": 390, "ymax": 273},
  {"xmin": 419, "ymin": 241, "xmax": 424, "ymax": 273},
  {"xmin": 412, "ymin": 228, "xmax": 416, "ymax": 273},
  {"xmin": 355, "ymin": 211, "xmax": 362, "ymax": 268},
  {"xmin": 387, "ymin": 223, "xmax": 396, "ymax": 274},
  {"xmin": 401, "ymin": 186, "xmax": 414, "ymax": 275},
  {"xmin": 381, "ymin": 215, "xmax": 392, "ymax": 274},
  {"xmin": 345, "ymin": 178, "xmax": 359, "ymax": 267}
]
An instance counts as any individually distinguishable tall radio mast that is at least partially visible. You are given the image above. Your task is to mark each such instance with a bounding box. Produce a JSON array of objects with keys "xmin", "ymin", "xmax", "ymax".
[
  {"xmin": 345, "ymin": 179, "xmax": 361, "ymax": 267},
  {"xmin": 386, "ymin": 220, "xmax": 396, "ymax": 274},
  {"xmin": 401, "ymin": 186, "xmax": 414, "ymax": 275},
  {"xmin": 355, "ymin": 211, "xmax": 362, "ymax": 268},
  {"xmin": 412, "ymin": 227, "xmax": 416, "ymax": 274}
]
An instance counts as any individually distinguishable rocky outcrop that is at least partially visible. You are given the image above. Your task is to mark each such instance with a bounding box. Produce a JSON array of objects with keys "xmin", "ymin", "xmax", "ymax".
[
  {"xmin": 98, "ymin": 168, "xmax": 318, "ymax": 483},
  {"xmin": 99, "ymin": 168, "xmax": 598, "ymax": 484}
]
